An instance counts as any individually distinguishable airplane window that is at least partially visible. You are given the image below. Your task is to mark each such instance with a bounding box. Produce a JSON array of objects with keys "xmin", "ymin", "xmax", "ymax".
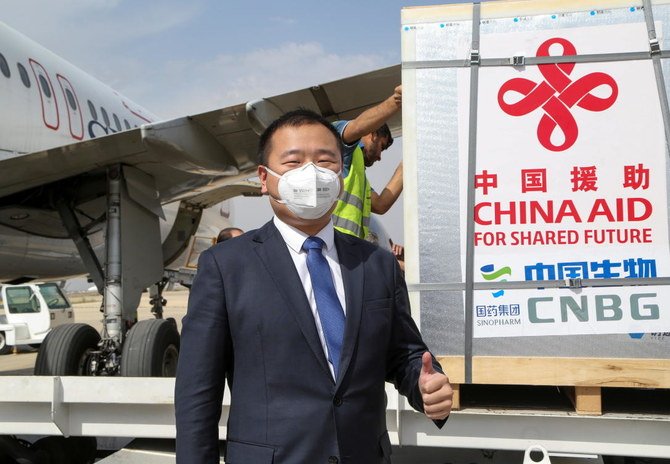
[
  {"xmin": 88, "ymin": 100, "xmax": 98, "ymax": 120},
  {"xmin": 101, "ymin": 107, "xmax": 110, "ymax": 127},
  {"xmin": 0, "ymin": 53, "xmax": 9, "ymax": 78},
  {"xmin": 113, "ymin": 114, "xmax": 121, "ymax": 131},
  {"xmin": 65, "ymin": 88, "xmax": 77, "ymax": 111},
  {"xmin": 38, "ymin": 75, "xmax": 52, "ymax": 98},
  {"xmin": 124, "ymin": 119, "xmax": 131, "ymax": 130},
  {"xmin": 17, "ymin": 62, "xmax": 30, "ymax": 88}
]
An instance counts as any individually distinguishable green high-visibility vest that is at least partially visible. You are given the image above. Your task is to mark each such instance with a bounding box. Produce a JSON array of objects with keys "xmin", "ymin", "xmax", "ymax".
[{"xmin": 333, "ymin": 145, "xmax": 371, "ymax": 239}]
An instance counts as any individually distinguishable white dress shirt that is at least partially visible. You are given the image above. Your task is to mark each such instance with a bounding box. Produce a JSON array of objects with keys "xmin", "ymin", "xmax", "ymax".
[{"xmin": 273, "ymin": 216, "xmax": 346, "ymax": 379}]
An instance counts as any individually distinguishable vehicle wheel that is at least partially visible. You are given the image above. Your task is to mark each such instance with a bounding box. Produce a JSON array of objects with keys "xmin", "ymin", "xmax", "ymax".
[
  {"xmin": 31, "ymin": 436, "xmax": 68, "ymax": 464},
  {"xmin": 0, "ymin": 331, "xmax": 10, "ymax": 355},
  {"xmin": 120, "ymin": 319, "xmax": 180, "ymax": 377},
  {"xmin": 34, "ymin": 323, "xmax": 100, "ymax": 375}
]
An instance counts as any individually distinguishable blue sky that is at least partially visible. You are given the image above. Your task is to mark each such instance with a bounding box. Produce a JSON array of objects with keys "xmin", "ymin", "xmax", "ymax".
[{"xmin": 2, "ymin": 0, "xmax": 470, "ymax": 239}]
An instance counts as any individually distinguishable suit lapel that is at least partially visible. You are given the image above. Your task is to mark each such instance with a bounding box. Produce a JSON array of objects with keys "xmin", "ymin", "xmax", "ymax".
[
  {"xmin": 334, "ymin": 231, "xmax": 364, "ymax": 386},
  {"xmin": 253, "ymin": 222, "xmax": 332, "ymax": 379}
]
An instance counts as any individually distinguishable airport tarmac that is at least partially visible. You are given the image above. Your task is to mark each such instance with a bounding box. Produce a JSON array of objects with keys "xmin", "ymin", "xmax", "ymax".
[{"xmin": 0, "ymin": 289, "xmax": 190, "ymax": 375}]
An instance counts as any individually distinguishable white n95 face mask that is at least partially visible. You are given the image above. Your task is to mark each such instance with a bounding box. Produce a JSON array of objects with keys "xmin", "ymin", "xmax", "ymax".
[{"xmin": 265, "ymin": 162, "xmax": 341, "ymax": 220}]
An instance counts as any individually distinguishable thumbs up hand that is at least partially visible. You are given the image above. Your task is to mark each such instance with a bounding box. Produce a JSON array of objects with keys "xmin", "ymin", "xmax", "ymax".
[{"xmin": 418, "ymin": 352, "xmax": 453, "ymax": 420}]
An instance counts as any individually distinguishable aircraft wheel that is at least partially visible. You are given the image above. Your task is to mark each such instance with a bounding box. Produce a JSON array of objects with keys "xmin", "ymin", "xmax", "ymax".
[
  {"xmin": 120, "ymin": 319, "xmax": 180, "ymax": 377},
  {"xmin": 34, "ymin": 323, "xmax": 100, "ymax": 375},
  {"xmin": 0, "ymin": 332, "xmax": 10, "ymax": 355}
]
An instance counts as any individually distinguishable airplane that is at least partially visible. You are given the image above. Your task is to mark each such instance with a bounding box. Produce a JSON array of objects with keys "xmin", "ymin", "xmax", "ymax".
[{"xmin": 0, "ymin": 20, "xmax": 401, "ymax": 378}]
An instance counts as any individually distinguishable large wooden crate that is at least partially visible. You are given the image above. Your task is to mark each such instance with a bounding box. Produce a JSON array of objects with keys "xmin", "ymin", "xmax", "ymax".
[{"xmin": 402, "ymin": 0, "xmax": 670, "ymax": 415}]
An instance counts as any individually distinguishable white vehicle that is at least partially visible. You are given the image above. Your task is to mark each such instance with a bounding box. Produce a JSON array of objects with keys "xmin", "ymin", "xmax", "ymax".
[{"xmin": 0, "ymin": 283, "xmax": 73, "ymax": 354}]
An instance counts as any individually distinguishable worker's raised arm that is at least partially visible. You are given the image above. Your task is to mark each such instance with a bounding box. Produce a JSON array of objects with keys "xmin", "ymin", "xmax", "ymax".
[
  {"xmin": 341, "ymin": 85, "xmax": 402, "ymax": 144},
  {"xmin": 371, "ymin": 161, "xmax": 403, "ymax": 214}
]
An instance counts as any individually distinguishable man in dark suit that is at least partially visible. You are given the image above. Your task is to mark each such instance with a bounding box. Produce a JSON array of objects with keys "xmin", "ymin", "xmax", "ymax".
[{"xmin": 175, "ymin": 109, "xmax": 452, "ymax": 464}]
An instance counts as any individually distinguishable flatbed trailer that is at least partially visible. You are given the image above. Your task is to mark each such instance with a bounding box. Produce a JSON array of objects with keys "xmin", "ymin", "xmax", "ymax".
[{"xmin": 0, "ymin": 376, "xmax": 669, "ymax": 461}]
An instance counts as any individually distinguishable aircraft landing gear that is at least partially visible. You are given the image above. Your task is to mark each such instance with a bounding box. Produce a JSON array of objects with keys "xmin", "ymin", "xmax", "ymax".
[
  {"xmin": 149, "ymin": 278, "xmax": 169, "ymax": 319},
  {"xmin": 38, "ymin": 165, "xmax": 175, "ymax": 378},
  {"xmin": 120, "ymin": 319, "xmax": 180, "ymax": 377},
  {"xmin": 34, "ymin": 323, "xmax": 101, "ymax": 375}
]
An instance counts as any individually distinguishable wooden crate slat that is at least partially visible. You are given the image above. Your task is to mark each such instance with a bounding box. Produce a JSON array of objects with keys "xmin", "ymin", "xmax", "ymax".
[{"xmin": 437, "ymin": 356, "xmax": 670, "ymax": 388}]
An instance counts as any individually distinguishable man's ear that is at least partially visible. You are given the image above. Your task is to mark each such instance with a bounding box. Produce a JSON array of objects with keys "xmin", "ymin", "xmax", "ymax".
[
  {"xmin": 368, "ymin": 132, "xmax": 377, "ymax": 144},
  {"xmin": 258, "ymin": 165, "xmax": 269, "ymax": 195}
]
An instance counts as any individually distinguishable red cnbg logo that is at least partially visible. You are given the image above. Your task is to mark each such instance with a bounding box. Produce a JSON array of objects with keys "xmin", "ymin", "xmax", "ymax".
[{"xmin": 498, "ymin": 37, "xmax": 618, "ymax": 152}]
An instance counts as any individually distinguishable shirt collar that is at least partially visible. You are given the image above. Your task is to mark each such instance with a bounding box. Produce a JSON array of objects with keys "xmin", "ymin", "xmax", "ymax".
[{"xmin": 273, "ymin": 216, "xmax": 335, "ymax": 254}]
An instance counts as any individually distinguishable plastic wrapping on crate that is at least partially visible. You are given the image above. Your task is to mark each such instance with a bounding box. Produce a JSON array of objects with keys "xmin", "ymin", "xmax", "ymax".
[{"xmin": 404, "ymin": 1, "xmax": 670, "ymax": 357}]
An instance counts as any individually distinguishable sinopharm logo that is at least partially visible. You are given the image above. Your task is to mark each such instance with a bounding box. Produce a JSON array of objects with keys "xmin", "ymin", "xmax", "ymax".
[{"xmin": 480, "ymin": 264, "xmax": 512, "ymax": 297}]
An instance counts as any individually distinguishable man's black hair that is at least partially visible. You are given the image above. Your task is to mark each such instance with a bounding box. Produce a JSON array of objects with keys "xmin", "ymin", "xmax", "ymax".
[
  {"xmin": 216, "ymin": 227, "xmax": 243, "ymax": 244},
  {"xmin": 374, "ymin": 123, "xmax": 393, "ymax": 150},
  {"xmin": 257, "ymin": 109, "xmax": 344, "ymax": 166}
]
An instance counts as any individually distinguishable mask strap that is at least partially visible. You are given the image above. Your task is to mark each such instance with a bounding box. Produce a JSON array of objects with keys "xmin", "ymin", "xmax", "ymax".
[
  {"xmin": 263, "ymin": 165, "xmax": 282, "ymax": 179},
  {"xmin": 270, "ymin": 196, "xmax": 287, "ymax": 205},
  {"xmin": 261, "ymin": 166, "xmax": 287, "ymax": 204}
]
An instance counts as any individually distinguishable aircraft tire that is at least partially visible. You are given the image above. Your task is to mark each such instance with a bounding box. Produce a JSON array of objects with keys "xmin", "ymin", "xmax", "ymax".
[
  {"xmin": 0, "ymin": 332, "xmax": 10, "ymax": 355},
  {"xmin": 34, "ymin": 323, "xmax": 101, "ymax": 376},
  {"xmin": 120, "ymin": 319, "xmax": 180, "ymax": 377}
]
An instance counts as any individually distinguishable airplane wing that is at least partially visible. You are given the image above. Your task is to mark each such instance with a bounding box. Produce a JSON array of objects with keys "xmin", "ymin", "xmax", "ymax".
[
  {"xmin": 186, "ymin": 180, "xmax": 262, "ymax": 209},
  {"xmin": 0, "ymin": 64, "xmax": 400, "ymax": 202}
]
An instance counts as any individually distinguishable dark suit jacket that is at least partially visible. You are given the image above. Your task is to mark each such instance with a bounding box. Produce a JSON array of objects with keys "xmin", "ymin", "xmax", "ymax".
[{"xmin": 175, "ymin": 221, "xmax": 444, "ymax": 464}]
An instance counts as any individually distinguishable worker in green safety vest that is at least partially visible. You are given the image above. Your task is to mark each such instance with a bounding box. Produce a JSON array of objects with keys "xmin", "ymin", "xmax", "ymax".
[{"xmin": 332, "ymin": 85, "xmax": 403, "ymax": 240}]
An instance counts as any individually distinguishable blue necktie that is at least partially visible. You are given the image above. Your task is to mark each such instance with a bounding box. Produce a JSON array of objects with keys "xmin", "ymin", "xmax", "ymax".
[{"xmin": 302, "ymin": 236, "xmax": 345, "ymax": 377}]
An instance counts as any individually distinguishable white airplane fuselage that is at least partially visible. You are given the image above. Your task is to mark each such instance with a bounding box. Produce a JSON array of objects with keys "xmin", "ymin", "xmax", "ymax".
[
  {"xmin": 0, "ymin": 22, "xmax": 155, "ymax": 157},
  {"xmin": 0, "ymin": 22, "xmax": 231, "ymax": 282}
]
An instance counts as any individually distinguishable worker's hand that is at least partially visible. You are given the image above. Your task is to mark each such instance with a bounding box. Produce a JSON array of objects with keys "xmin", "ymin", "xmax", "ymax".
[
  {"xmin": 389, "ymin": 240, "xmax": 404, "ymax": 261},
  {"xmin": 418, "ymin": 351, "xmax": 452, "ymax": 420},
  {"xmin": 389, "ymin": 239, "xmax": 405, "ymax": 272},
  {"xmin": 393, "ymin": 85, "xmax": 402, "ymax": 108}
]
